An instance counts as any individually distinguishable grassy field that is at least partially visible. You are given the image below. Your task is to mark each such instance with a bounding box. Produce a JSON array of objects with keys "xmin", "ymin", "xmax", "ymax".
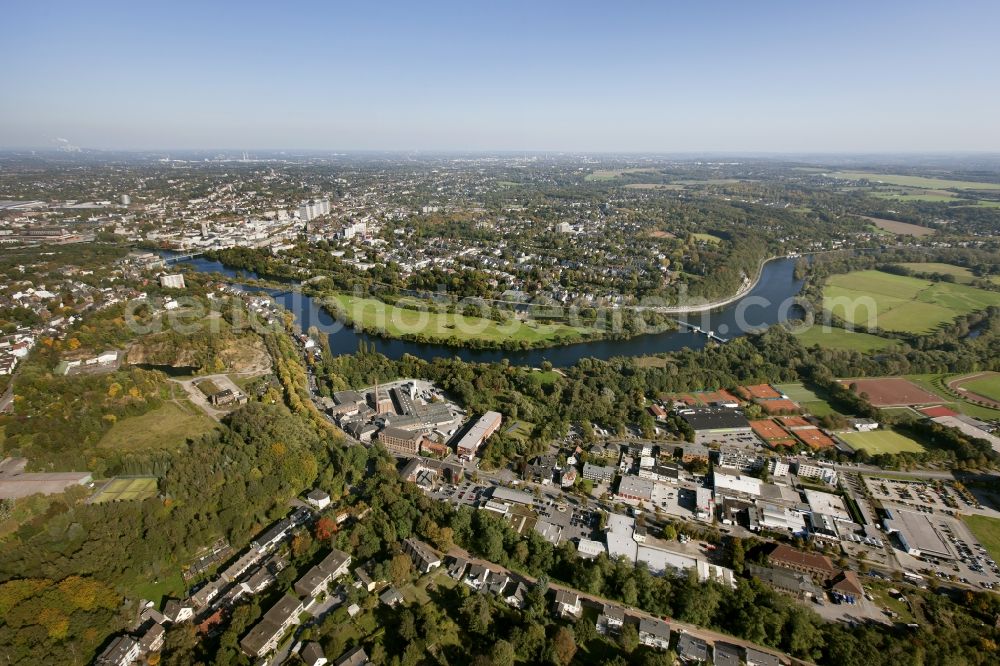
[
  {"xmin": 963, "ymin": 515, "xmax": 1000, "ymax": 562},
  {"xmin": 831, "ymin": 171, "xmax": 1000, "ymax": 191},
  {"xmin": 692, "ymin": 232, "xmax": 723, "ymax": 243},
  {"xmin": 896, "ymin": 262, "xmax": 978, "ymax": 283},
  {"xmin": 328, "ymin": 293, "xmax": 597, "ymax": 345},
  {"xmin": 840, "ymin": 429, "xmax": 926, "ymax": 455},
  {"xmin": 130, "ymin": 568, "xmax": 186, "ymax": 607},
  {"xmin": 503, "ymin": 420, "xmax": 535, "ymax": 441},
  {"xmin": 584, "ymin": 167, "xmax": 659, "ymax": 181},
  {"xmin": 871, "ymin": 191, "xmax": 959, "ymax": 203},
  {"xmin": 792, "ymin": 325, "xmax": 895, "ymax": 352},
  {"xmin": 861, "ymin": 216, "xmax": 936, "ymax": 236},
  {"xmin": 823, "ymin": 270, "xmax": 1000, "ymax": 334},
  {"xmin": 960, "ymin": 374, "xmax": 1000, "ymax": 403},
  {"xmin": 99, "ymin": 399, "xmax": 218, "ymax": 451}
]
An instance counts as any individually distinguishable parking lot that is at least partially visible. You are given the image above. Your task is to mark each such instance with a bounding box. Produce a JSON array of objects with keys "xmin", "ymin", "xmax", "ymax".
[
  {"xmin": 864, "ymin": 477, "xmax": 980, "ymax": 514},
  {"xmin": 887, "ymin": 508, "xmax": 1000, "ymax": 590}
]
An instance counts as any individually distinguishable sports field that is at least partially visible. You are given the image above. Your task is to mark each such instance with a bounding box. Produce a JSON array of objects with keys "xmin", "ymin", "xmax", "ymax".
[
  {"xmin": 792, "ymin": 325, "xmax": 894, "ymax": 352},
  {"xmin": 823, "ymin": 270, "xmax": 1000, "ymax": 334},
  {"xmin": 840, "ymin": 430, "xmax": 925, "ymax": 455},
  {"xmin": 772, "ymin": 382, "xmax": 841, "ymax": 417},
  {"xmin": 963, "ymin": 515, "xmax": 1000, "ymax": 562},
  {"xmin": 958, "ymin": 373, "xmax": 1000, "ymax": 403},
  {"xmin": 327, "ymin": 293, "xmax": 597, "ymax": 346},
  {"xmin": 90, "ymin": 476, "xmax": 158, "ymax": 503},
  {"xmin": 831, "ymin": 171, "xmax": 1000, "ymax": 191},
  {"xmin": 842, "ymin": 377, "xmax": 942, "ymax": 406}
]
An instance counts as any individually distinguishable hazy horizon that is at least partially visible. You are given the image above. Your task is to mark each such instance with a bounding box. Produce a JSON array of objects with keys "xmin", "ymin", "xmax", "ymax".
[{"xmin": 3, "ymin": 0, "xmax": 999, "ymax": 153}]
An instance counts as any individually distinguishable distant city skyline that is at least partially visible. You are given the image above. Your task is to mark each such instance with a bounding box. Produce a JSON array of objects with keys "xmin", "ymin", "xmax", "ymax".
[{"xmin": 2, "ymin": 0, "xmax": 999, "ymax": 152}]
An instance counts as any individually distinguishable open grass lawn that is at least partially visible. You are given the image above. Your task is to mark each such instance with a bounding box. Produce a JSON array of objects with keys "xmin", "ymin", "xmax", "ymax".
[
  {"xmin": 961, "ymin": 374, "xmax": 1000, "ymax": 403},
  {"xmin": 328, "ymin": 293, "xmax": 597, "ymax": 346},
  {"xmin": 90, "ymin": 476, "xmax": 159, "ymax": 502},
  {"xmin": 692, "ymin": 232, "xmax": 723, "ymax": 243},
  {"xmin": 792, "ymin": 325, "xmax": 895, "ymax": 352},
  {"xmin": 131, "ymin": 568, "xmax": 186, "ymax": 607},
  {"xmin": 99, "ymin": 399, "xmax": 218, "ymax": 452},
  {"xmin": 503, "ymin": 420, "xmax": 534, "ymax": 441},
  {"xmin": 831, "ymin": 171, "xmax": 1000, "ymax": 191},
  {"xmin": 840, "ymin": 429, "xmax": 926, "ymax": 455},
  {"xmin": 963, "ymin": 515, "xmax": 1000, "ymax": 562},
  {"xmin": 823, "ymin": 270, "xmax": 1000, "ymax": 334}
]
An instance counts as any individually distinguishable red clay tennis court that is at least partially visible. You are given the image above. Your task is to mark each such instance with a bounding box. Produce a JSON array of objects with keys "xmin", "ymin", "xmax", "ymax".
[
  {"xmin": 919, "ymin": 405, "xmax": 959, "ymax": 417},
  {"xmin": 792, "ymin": 427, "xmax": 836, "ymax": 450},
  {"xmin": 778, "ymin": 415, "xmax": 812, "ymax": 429},
  {"xmin": 751, "ymin": 419, "xmax": 788, "ymax": 440},
  {"xmin": 758, "ymin": 399, "xmax": 801, "ymax": 414},
  {"xmin": 738, "ymin": 384, "xmax": 782, "ymax": 400},
  {"xmin": 840, "ymin": 378, "xmax": 943, "ymax": 407}
]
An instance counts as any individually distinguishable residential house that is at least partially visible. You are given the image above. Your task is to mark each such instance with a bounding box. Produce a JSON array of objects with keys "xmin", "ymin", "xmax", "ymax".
[
  {"xmin": 676, "ymin": 633, "xmax": 711, "ymax": 663},
  {"xmin": 294, "ymin": 548, "xmax": 352, "ymax": 598},
  {"xmin": 301, "ymin": 641, "xmax": 328, "ymax": 666},
  {"xmin": 402, "ymin": 538, "xmax": 441, "ymax": 574},
  {"xmin": 379, "ymin": 587, "xmax": 404, "ymax": 608},
  {"xmin": 305, "ymin": 489, "xmax": 331, "ymax": 509},
  {"xmin": 638, "ymin": 617, "xmax": 671, "ymax": 650},
  {"xmin": 597, "ymin": 604, "xmax": 626, "ymax": 635},
  {"xmin": 95, "ymin": 636, "xmax": 141, "ymax": 666},
  {"xmin": 334, "ymin": 646, "xmax": 370, "ymax": 666},
  {"xmin": 553, "ymin": 589, "xmax": 582, "ymax": 619},
  {"xmin": 240, "ymin": 595, "xmax": 305, "ymax": 658}
]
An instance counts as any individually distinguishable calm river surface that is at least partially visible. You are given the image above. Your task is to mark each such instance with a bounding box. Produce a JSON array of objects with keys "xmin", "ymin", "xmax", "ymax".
[{"xmin": 170, "ymin": 254, "xmax": 804, "ymax": 366}]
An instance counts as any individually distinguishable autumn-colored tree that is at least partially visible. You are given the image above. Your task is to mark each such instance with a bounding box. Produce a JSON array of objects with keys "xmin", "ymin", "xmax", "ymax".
[{"xmin": 314, "ymin": 516, "xmax": 337, "ymax": 541}]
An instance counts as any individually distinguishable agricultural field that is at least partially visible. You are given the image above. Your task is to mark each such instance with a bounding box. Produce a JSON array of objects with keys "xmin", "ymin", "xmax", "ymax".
[
  {"xmin": 89, "ymin": 476, "xmax": 159, "ymax": 503},
  {"xmin": 831, "ymin": 171, "xmax": 1000, "ymax": 191},
  {"xmin": 99, "ymin": 399, "xmax": 218, "ymax": 451},
  {"xmin": 823, "ymin": 270, "xmax": 1000, "ymax": 334},
  {"xmin": 840, "ymin": 429, "xmax": 925, "ymax": 455},
  {"xmin": 861, "ymin": 216, "xmax": 935, "ymax": 236},
  {"xmin": 327, "ymin": 293, "xmax": 597, "ymax": 346},
  {"xmin": 792, "ymin": 325, "xmax": 894, "ymax": 352},
  {"xmin": 963, "ymin": 515, "xmax": 1000, "ymax": 562}
]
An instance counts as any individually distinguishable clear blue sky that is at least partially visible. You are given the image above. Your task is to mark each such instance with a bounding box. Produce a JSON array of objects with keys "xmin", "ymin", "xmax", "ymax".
[{"xmin": 2, "ymin": 0, "xmax": 998, "ymax": 152}]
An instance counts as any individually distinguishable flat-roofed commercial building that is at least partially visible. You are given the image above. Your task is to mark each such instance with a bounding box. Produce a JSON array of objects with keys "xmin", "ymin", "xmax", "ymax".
[
  {"xmin": 883, "ymin": 508, "xmax": 954, "ymax": 560},
  {"xmin": 455, "ymin": 411, "xmax": 502, "ymax": 459}
]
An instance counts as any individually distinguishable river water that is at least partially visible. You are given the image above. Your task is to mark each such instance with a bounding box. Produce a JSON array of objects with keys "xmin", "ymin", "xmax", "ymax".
[{"xmin": 169, "ymin": 253, "xmax": 805, "ymax": 366}]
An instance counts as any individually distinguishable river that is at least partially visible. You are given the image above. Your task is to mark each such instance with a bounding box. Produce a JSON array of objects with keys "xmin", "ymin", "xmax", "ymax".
[{"xmin": 168, "ymin": 253, "xmax": 805, "ymax": 366}]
